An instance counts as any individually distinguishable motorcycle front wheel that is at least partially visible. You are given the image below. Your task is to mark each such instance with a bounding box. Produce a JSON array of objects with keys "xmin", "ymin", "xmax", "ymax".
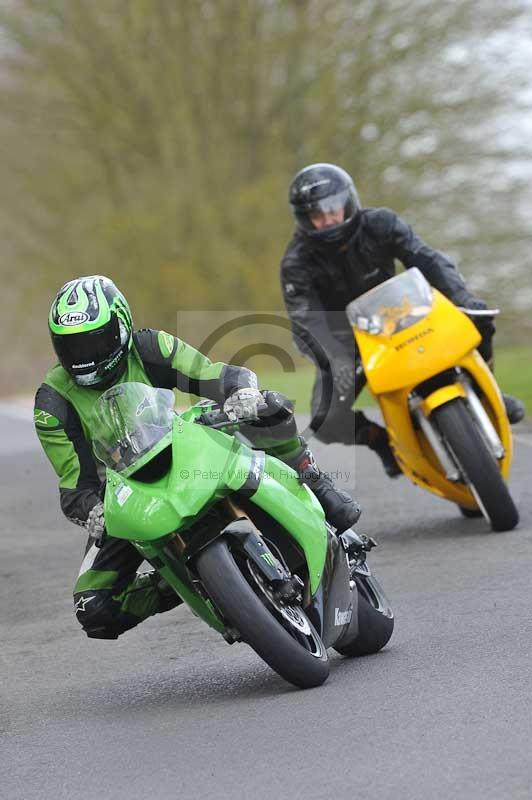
[
  {"xmin": 196, "ymin": 538, "xmax": 329, "ymax": 689},
  {"xmin": 433, "ymin": 397, "xmax": 519, "ymax": 532}
]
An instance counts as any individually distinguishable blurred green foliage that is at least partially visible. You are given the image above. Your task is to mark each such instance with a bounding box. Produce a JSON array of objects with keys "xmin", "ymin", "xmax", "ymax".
[
  {"xmin": 0, "ymin": 0, "xmax": 530, "ymax": 392},
  {"xmin": 491, "ymin": 346, "xmax": 532, "ymax": 414}
]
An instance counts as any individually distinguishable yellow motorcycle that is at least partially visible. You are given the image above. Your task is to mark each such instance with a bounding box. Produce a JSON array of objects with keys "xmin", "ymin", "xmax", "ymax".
[{"xmin": 346, "ymin": 268, "xmax": 518, "ymax": 532}]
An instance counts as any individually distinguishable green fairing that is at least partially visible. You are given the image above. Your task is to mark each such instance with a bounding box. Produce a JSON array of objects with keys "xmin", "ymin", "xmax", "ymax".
[
  {"xmin": 249, "ymin": 455, "xmax": 327, "ymax": 594},
  {"xmin": 132, "ymin": 539, "xmax": 225, "ymax": 632},
  {"xmin": 95, "ymin": 381, "xmax": 330, "ymax": 637},
  {"xmin": 103, "ymin": 415, "xmax": 252, "ymax": 634},
  {"xmin": 104, "ymin": 416, "xmax": 327, "ymax": 595},
  {"xmin": 104, "ymin": 417, "xmax": 253, "ymax": 541}
]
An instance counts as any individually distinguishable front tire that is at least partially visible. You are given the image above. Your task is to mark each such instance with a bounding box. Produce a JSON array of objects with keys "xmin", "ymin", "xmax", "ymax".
[
  {"xmin": 196, "ymin": 538, "xmax": 329, "ymax": 689},
  {"xmin": 334, "ymin": 574, "xmax": 394, "ymax": 657},
  {"xmin": 433, "ymin": 398, "xmax": 519, "ymax": 532}
]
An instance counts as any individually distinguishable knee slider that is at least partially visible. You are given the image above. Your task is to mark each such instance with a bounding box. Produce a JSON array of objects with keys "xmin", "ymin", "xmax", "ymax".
[{"xmin": 73, "ymin": 590, "xmax": 127, "ymax": 640}]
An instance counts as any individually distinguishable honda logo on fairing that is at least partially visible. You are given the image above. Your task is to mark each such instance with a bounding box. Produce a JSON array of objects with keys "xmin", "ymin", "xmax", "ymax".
[
  {"xmin": 59, "ymin": 311, "xmax": 90, "ymax": 326},
  {"xmin": 334, "ymin": 607, "xmax": 352, "ymax": 626}
]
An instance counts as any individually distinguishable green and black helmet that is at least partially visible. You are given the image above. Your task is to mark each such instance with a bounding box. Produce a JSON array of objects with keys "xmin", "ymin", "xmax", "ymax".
[{"xmin": 49, "ymin": 275, "xmax": 133, "ymax": 388}]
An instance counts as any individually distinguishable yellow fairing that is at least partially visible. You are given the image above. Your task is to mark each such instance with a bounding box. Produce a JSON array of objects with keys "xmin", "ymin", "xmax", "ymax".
[
  {"xmin": 353, "ymin": 288, "xmax": 513, "ymax": 509},
  {"xmin": 356, "ymin": 290, "xmax": 481, "ymax": 394},
  {"xmin": 421, "ymin": 384, "xmax": 466, "ymax": 416}
]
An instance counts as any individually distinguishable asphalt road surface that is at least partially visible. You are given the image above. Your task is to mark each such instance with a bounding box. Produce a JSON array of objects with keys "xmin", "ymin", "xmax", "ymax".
[{"xmin": 1, "ymin": 403, "xmax": 531, "ymax": 800}]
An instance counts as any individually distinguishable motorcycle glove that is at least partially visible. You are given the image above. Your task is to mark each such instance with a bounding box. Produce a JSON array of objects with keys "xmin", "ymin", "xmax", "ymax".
[
  {"xmin": 464, "ymin": 296, "xmax": 488, "ymax": 312},
  {"xmin": 86, "ymin": 500, "xmax": 106, "ymax": 547},
  {"xmin": 331, "ymin": 357, "xmax": 357, "ymax": 404},
  {"xmin": 223, "ymin": 388, "xmax": 267, "ymax": 422},
  {"xmin": 457, "ymin": 293, "xmax": 496, "ymax": 339}
]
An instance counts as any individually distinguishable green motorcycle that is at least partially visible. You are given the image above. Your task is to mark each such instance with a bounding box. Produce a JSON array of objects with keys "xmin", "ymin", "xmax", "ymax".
[{"xmin": 92, "ymin": 382, "xmax": 394, "ymax": 689}]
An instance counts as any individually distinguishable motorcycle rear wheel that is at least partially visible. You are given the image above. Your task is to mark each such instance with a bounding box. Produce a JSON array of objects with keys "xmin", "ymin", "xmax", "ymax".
[
  {"xmin": 196, "ymin": 538, "xmax": 329, "ymax": 689},
  {"xmin": 334, "ymin": 573, "xmax": 394, "ymax": 657},
  {"xmin": 433, "ymin": 398, "xmax": 519, "ymax": 532}
]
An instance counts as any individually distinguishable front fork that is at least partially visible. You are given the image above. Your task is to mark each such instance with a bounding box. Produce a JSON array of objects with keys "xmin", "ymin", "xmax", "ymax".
[
  {"xmin": 409, "ymin": 369, "xmax": 505, "ymax": 481},
  {"xmin": 458, "ymin": 373, "xmax": 505, "ymax": 459}
]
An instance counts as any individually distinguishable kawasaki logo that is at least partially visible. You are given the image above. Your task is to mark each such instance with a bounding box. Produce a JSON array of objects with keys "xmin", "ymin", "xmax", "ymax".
[
  {"xmin": 59, "ymin": 311, "xmax": 90, "ymax": 326},
  {"xmin": 334, "ymin": 607, "xmax": 352, "ymax": 626}
]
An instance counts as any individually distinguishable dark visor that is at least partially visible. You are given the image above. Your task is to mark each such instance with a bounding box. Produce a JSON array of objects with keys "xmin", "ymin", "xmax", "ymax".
[{"xmin": 52, "ymin": 316, "xmax": 121, "ymax": 371}]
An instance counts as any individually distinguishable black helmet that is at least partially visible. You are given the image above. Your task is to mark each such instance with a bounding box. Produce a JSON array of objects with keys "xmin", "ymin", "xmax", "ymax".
[
  {"xmin": 288, "ymin": 163, "xmax": 361, "ymax": 244},
  {"xmin": 49, "ymin": 275, "xmax": 133, "ymax": 388}
]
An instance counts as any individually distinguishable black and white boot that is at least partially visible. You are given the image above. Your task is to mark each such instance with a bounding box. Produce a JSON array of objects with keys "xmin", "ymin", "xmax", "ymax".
[
  {"xmin": 287, "ymin": 443, "xmax": 361, "ymax": 533},
  {"xmin": 502, "ymin": 393, "xmax": 525, "ymax": 424}
]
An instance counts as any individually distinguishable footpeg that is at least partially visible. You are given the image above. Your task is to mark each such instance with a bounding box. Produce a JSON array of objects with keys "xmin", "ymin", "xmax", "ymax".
[{"xmin": 339, "ymin": 529, "xmax": 377, "ymax": 556}]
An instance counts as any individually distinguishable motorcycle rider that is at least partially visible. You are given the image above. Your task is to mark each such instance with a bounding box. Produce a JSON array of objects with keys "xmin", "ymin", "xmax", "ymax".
[
  {"xmin": 34, "ymin": 275, "xmax": 360, "ymax": 640},
  {"xmin": 280, "ymin": 163, "xmax": 525, "ymax": 476}
]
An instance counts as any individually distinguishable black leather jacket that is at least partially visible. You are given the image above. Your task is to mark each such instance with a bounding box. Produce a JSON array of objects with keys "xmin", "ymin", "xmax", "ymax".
[{"xmin": 280, "ymin": 207, "xmax": 474, "ymax": 365}]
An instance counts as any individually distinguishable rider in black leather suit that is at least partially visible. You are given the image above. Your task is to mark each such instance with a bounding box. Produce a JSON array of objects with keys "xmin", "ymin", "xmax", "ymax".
[{"xmin": 280, "ymin": 163, "xmax": 524, "ymax": 476}]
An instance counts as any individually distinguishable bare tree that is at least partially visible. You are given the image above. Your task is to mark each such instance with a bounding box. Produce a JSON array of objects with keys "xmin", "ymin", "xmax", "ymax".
[{"xmin": 0, "ymin": 0, "xmax": 531, "ymax": 388}]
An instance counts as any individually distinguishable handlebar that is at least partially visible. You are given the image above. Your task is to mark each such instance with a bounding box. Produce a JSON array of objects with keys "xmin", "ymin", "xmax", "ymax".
[
  {"xmin": 457, "ymin": 307, "xmax": 500, "ymax": 317},
  {"xmin": 197, "ymin": 410, "xmax": 232, "ymax": 429},
  {"xmin": 196, "ymin": 410, "xmax": 262, "ymax": 429}
]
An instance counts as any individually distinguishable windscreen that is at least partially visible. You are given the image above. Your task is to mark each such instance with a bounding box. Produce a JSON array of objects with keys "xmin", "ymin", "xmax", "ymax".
[
  {"xmin": 346, "ymin": 268, "xmax": 433, "ymax": 336},
  {"xmin": 91, "ymin": 382, "xmax": 175, "ymax": 473}
]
